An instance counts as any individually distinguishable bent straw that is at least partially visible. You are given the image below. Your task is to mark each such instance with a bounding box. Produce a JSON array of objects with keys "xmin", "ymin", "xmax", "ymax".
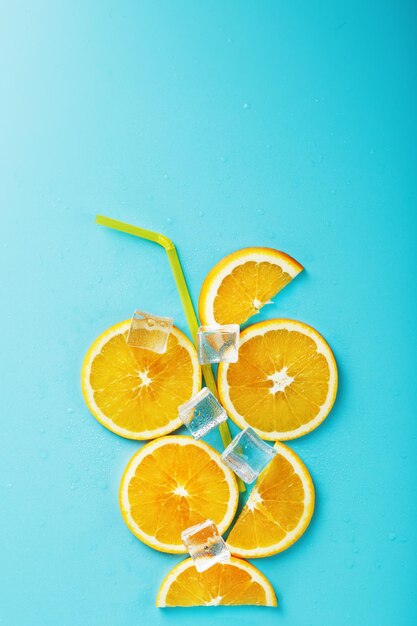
[{"xmin": 96, "ymin": 215, "xmax": 245, "ymax": 491}]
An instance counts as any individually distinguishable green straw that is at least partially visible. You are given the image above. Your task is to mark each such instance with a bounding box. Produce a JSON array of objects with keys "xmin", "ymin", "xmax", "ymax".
[{"xmin": 96, "ymin": 215, "xmax": 245, "ymax": 492}]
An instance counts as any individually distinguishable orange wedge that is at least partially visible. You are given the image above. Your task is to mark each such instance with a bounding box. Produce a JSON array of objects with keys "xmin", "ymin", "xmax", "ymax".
[
  {"xmin": 218, "ymin": 319, "xmax": 338, "ymax": 440},
  {"xmin": 81, "ymin": 320, "xmax": 201, "ymax": 440},
  {"xmin": 199, "ymin": 247, "xmax": 303, "ymax": 326},
  {"xmin": 119, "ymin": 436, "xmax": 239, "ymax": 553},
  {"xmin": 156, "ymin": 557, "xmax": 277, "ymax": 607},
  {"xmin": 226, "ymin": 441, "xmax": 314, "ymax": 558}
]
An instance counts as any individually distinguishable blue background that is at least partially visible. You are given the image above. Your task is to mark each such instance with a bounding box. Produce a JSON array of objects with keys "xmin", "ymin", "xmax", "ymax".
[{"xmin": 1, "ymin": 1, "xmax": 416, "ymax": 624}]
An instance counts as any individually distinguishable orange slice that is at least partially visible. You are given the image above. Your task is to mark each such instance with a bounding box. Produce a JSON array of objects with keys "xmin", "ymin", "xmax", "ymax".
[
  {"xmin": 119, "ymin": 436, "xmax": 239, "ymax": 553},
  {"xmin": 81, "ymin": 320, "xmax": 201, "ymax": 440},
  {"xmin": 156, "ymin": 557, "xmax": 277, "ymax": 607},
  {"xmin": 218, "ymin": 319, "xmax": 338, "ymax": 440},
  {"xmin": 199, "ymin": 247, "xmax": 303, "ymax": 326},
  {"xmin": 226, "ymin": 441, "xmax": 314, "ymax": 558}
]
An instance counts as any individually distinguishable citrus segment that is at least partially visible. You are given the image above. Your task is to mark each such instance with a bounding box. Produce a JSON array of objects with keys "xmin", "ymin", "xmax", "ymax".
[
  {"xmin": 226, "ymin": 441, "xmax": 314, "ymax": 558},
  {"xmin": 218, "ymin": 319, "xmax": 338, "ymax": 440},
  {"xmin": 199, "ymin": 247, "xmax": 303, "ymax": 326},
  {"xmin": 156, "ymin": 557, "xmax": 277, "ymax": 607},
  {"xmin": 119, "ymin": 436, "xmax": 239, "ymax": 553},
  {"xmin": 81, "ymin": 321, "xmax": 201, "ymax": 440}
]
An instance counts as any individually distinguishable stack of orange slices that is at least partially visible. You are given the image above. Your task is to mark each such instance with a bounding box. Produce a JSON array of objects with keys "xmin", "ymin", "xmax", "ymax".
[{"xmin": 81, "ymin": 246, "xmax": 338, "ymax": 607}]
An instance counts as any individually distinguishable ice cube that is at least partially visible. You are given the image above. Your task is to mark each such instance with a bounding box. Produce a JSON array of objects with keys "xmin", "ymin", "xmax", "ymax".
[
  {"xmin": 221, "ymin": 427, "xmax": 277, "ymax": 483},
  {"xmin": 178, "ymin": 387, "xmax": 227, "ymax": 438},
  {"xmin": 197, "ymin": 324, "xmax": 240, "ymax": 365},
  {"xmin": 126, "ymin": 310, "xmax": 173, "ymax": 354},
  {"xmin": 181, "ymin": 519, "xmax": 230, "ymax": 572}
]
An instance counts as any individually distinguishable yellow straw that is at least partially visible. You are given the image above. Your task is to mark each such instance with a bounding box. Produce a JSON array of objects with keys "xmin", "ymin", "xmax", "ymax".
[{"xmin": 96, "ymin": 215, "xmax": 245, "ymax": 492}]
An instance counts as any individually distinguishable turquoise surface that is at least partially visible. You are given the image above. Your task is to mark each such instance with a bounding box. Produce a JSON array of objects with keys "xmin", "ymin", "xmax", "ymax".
[{"xmin": 1, "ymin": 2, "xmax": 416, "ymax": 624}]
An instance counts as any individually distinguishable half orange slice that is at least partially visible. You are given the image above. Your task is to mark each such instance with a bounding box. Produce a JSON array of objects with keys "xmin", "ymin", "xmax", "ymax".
[
  {"xmin": 156, "ymin": 557, "xmax": 277, "ymax": 607},
  {"xmin": 199, "ymin": 247, "xmax": 303, "ymax": 326},
  {"xmin": 226, "ymin": 441, "xmax": 314, "ymax": 557}
]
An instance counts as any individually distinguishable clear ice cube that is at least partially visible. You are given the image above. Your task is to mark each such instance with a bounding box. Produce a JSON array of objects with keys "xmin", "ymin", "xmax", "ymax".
[
  {"xmin": 178, "ymin": 387, "xmax": 227, "ymax": 438},
  {"xmin": 181, "ymin": 519, "xmax": 230, "ymax": 572},
  {"xmin": 221, "ymin": 427, "xmax": 277, "ymax": 483},
  {"xmin": 126, "ymin": 310, "xmax": 173, "ymax": 354},
  {"xmin": 197, "ymin": 324, "xmax": 240, "ymax": 364}
]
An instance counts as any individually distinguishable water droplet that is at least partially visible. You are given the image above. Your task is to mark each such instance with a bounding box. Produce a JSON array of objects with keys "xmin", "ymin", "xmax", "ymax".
[
  {"xmin": 353, "ymin": 547, "xmax": 359, "ymax": 554},
  {"xmin": 388, "ymin": 532, "xmax": 396, "ymax": 541},
  {"xmin": 198, "ymin": 210, "xmax": 205, "ymax": 217},
  {"xmin": 163, "ymin": 173, "xmax": 170, "ymax": 180},
  {"xmin": 398, "ymin": 536, "xmax": 408, "ymax": 543},
  {"xmin": 6, "ymin": 483, "xmax": 13, "ymax": 488},
  {"xmin": 243, "ymin": 102, "xmax": 249, "ymax": 109},
  {"xmin": 166, "ymin": 217, "xmax": 173, "ymax": 225},
  {"xmin": 257, "ymin": 209, "xmax": 265, "ymax": 216},
  {"xmin": 314, "ymin": 97, "xmax": 320, "ymax": 103},
  {"xmin": 346, "ymin": 560, "xmax": 355, "ymax": 569},
  {"xmin": 98, "ymin": 480, "xmax": 108, "ymax": 491},
  {"xmin": 67, "ymin": 408, "xmax": 74, "ymax": 414}
]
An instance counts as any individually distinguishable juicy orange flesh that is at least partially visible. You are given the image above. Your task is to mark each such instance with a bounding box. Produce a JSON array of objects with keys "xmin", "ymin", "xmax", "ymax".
[
  {"xmin": 90, "ymin": 330, "xmax": 197, "ymax": 432},
  {"xmin": 164, "ymin": 561, "xmax": 270, "ymax": 606},
  {"xmin": 127, "ymin": 443, "xmax": 233, "ymax": 545},
  {"xmin": 227, "ymin": 453, "xmax": 306, "ymax": 550},
  {"xmin": 213, "ymin": 261, "xmax": 294, "ymax": 325},
  {"xmin": 226, "ymin": 329, "xmax": 330, "ymax": 433}
]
